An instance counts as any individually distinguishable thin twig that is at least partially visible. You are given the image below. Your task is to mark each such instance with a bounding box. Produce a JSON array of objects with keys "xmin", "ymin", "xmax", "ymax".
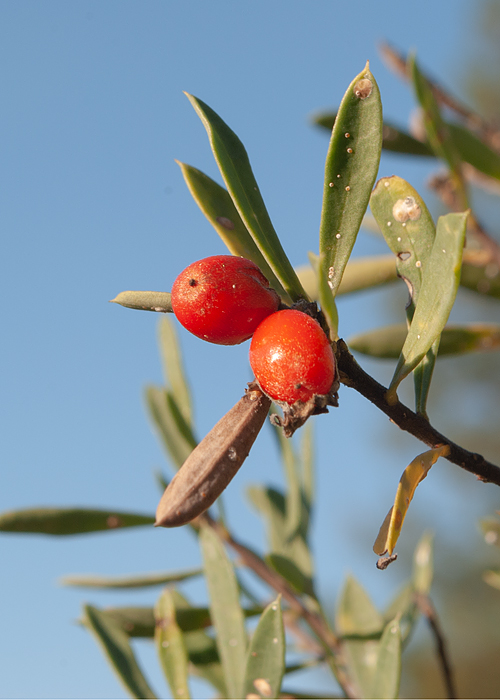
[
  {"xmin": 201, "ymin": 513, "xmax": 358, "ymax": 699},
  {"xmin": 336, "ymin": 340, "xmax": 500, "ymax": 486},
  {"xmin": 379, "ymin": 42, "xmax": 499, "ymax": 146},
  {"xmin": 414, "ymin": 593, "xmax": 458, "ymax": 699}
]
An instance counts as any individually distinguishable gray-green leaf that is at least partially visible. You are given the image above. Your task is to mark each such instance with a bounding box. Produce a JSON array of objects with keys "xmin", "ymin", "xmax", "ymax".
[
  {"xmin": 185, "ymin": 93, "xmax": 307, "ymax": 302},
  {"xmin": 0, "ymin": 507, "xmax": 154, "ymax": 536},
  {"xmin": 83, "ymin": 605, "xmax": 157, "ymax": 699},
  {"xmin": 199, "ymin": 524, "xmax": 247, "ymax": 698},
  {"xmin": 319, "ymin": 62, "xmax": 383, "ymax": 298},
  {"xmin": 242, "ymin": 595, "xmax": 285, "ymax": 699}
]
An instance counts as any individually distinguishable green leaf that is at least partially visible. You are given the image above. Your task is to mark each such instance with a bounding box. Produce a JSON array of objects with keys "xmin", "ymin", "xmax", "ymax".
[
  {"xmin": 247, "ymin": 486, "xmax": 313, "ymax": 579},
  {"xmin": 170, "ymin": 590, "xmax": 227, "ymax": 696},
  {"xmin": 336, "ymin": 575, "xmax": 384, "ymax": 637},
  {"xmin": 387, "ymin": 211, "xmax": 468, "ymax": 401},
  {"xmin": 62, "ymin": 567, "xmax": 203, "ymax": 590},
  {"xmin": 383, "ymin": 584, "xmax": 418, "ymax": 646},
  {"xmin": 348, "ymin": 323, "xmax": 500, "ymax": 359},
  {"xmin": 301, "ymin": 422, "xmax": 315, "ymax": 516},
  {"xmin": 183, "ymin": 629, "xmax": 226, "ymax": 695},
  {"xmin": 199, "ymin": 524, "xmax": 247, "ymax": 698},
  {"xmin": 297, "ymin": 255, "xmax": 397, "ymax": 302},
  {"xmin": 369, "ymin": 617, "xmax": 402, "ymax": 699},
  {"xmin": 0, "ymin": 507, "xmax": 154, "ymax": 536},
  {"xmin": 101, "ymin": 607, "xmax": 156, "ymax": 638},
  {"xmin": 308, "ymin": 252, "xmax": 339, "ymax": 339},
  {"xmin": 101, "ymin": 605, "xmax": 262, "ymax": 639},
  {"xmin": 412, "ymin": 531, "xmax": 434, "ymax": 596},
  {"xmin": 110, "ymin": 290, "xmax": 172, "ymax": 313},
  {"xmin": 185, "ymin": 93, "xmax": 307, "ymax": 302},
  {"xmin": 266, "ymin": 553, "xmax": 314, "ymax": 596},
  {"xmin": 242, "ymin": 595, "xmax": 285, "ymax": 699},
  {"xmin": 312, "ymin": 110, "xmax": 433, "ymax": 157},
  {"xmin": 176, "ymin": 162, "xmax": 291, "ymax": 303},
  {"xmin": 369, "ymin": 175, "xmax": 438, "ymax": 413},
  {"xmin": 145, "ymin": 386, "xmax": 196, "ymax": 469},
  {"xmin": 448, "ymin": 122, "xmax": 500, "ymax": 181},
  {"xmin": 273, "ymin": 428, "xmax": 305, "ymax": 543},
  {"xmin": 319, "ymin": 62, "xmax": 383, "ymax": 298},
  {"xmin": 83, "ymin": 605, "xmax": 157, "ymax": 699},
  {"xmin": 158, "ymin": 316, "xmax": 193, "ymax": 427},
  {"xmin": 155, "ymin": 589, "xmax": 191, "ymax": 699},
  {"xmin": 409, "ymin": 54, "xmax": 468, "ymax": 210}
]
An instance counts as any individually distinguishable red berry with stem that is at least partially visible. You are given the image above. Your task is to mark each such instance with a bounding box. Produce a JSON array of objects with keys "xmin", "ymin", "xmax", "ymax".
[
  {"xmin": 171, "ymin": 255, "xmax": 281, "ymax": 345},
  {"xmin": 249, "ymin": 309, "xmax": 335, "ymax": 404}
]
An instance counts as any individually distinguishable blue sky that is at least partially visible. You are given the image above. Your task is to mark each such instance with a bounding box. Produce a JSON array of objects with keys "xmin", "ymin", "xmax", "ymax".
[{"xmin": 1, "ymin": 1, "xmax": 496, "ymax": 697}]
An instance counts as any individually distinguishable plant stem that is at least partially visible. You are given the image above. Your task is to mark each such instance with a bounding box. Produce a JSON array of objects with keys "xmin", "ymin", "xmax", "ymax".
[
  {"xmin": 202, "ymin": 513, "xmax": 358, "ymax": 699},
  {"xmin": 336, "ymin": 340, "xmax": 500, "ymax": 486},
  {"xmin": 414, "ymin": 593, "xmax": 457, "ymax": 699}
]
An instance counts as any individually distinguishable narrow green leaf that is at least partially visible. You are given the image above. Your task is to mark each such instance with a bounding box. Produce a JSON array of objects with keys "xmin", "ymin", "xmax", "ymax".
[
  {"xmin": 369, "ymin": 617, "xmax": 401, "ymax": 699},
  {"xmin": 312, "ymin": 110, "xmax": 433, "ymax": 157},
  {"xmin": 158, "ymin": 317, "xmax": 193, "ymax": 426},
  {"xmin": 102, "ymin": 605, "xmax": 260, "ymax": 638},
  {"xmin": 101, "ymin": 607, "xmax": 156, "ymax": 638},
  {"xmin": 319, "ymin": 62, "xmax": 383, "ymax": 298},
  {"xmin": 247, "ymin": 485, "xmax": 313, "ymax": 579},
  {"xmin": 185, "ymin": 93, "xmax": 307, "ymax": 302},
  {"xmin": 448, "ymin": 122, "xmax": 500, "ymax": 181},
  {"xmin": 0, "ymin": 507, "xmax": 154, "ymax": 536},
  {"xmin": 184, "ymin": 629, "xmax": 226, "ymax": 695},
  {"xmin": 296, "ymin": 255, "xmax": 397, "ymax": 301},
  {"xmin": 110, "ymin": 290, "xmax": 172, "ymax": 313},
  {"xmin": 383, "ymin": 584, "xmax": 418, "ymax": 645},
  {"xmin": 242, "ymin": 595, "xmax": 285, "ymax": 699},
  {"xmin": 176, "ymin": 161, "xmax": 291, "ymax": 303},
  {"xmin": 370, "ymin": 175, "xmax": 438, "ymax": 413},
  {"xmin": 301, "ymin": 422, "xmax": 315, "ymax": 517},
  {"xmin": 348, "ymin": 323, "xmax": 500, "ymax": 359},
  {"xmin": 155, "ymin": 589, "xmax": 191, "ymax": 699},
  {"xmin": 387, "ymin": 211, "xmax": 468, "ymax": 401},
  {"xmin": 336, "ymin": 575, "xmax": 384, "ymax": 637},
  {"xmin": 171, "ymin": 590, "xmax": 227, "ymax": 696},
  {"xmin": 199, "ymin": 524, "xmax": 247, "ymax": 698},
  {"xmin": 62, "ymin": 567, "xmax": 203, "ymax": 590},
  {"xmin": 308, "ymin": 252, "xmax": 339, "ymax": 339},
  {"xmin": 412, "ymin": 531, "xmax": 434, "ymax": 595},
  {"xmin": 83, "ymin": 605, "xmax": 157, "ymax": 699},
  {"xmin": 273, "ymin": 428, "xmax": 304, "ymax": 543},
  {"xmin": 145, "ymin": 385, "xmax": 196, "ymax": 469},
  {"xmin": 409, "ymin": 54, "xmax": 468, "ymax": 210},
  {"xmin": 266, "ymin": 553, "xmax": 314, "ymax": 596}
]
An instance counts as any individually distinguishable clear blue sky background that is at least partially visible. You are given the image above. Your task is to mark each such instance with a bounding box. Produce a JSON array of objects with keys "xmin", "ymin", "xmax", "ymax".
[{"xmin": 2, "ymin": 1, "xmax": 496, "ymax": 698}]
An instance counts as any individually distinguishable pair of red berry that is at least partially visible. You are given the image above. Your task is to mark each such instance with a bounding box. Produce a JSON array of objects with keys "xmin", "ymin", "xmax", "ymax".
[{"xmin": 171, "ymin": 255, "xmax": 335, "ymax": 407}]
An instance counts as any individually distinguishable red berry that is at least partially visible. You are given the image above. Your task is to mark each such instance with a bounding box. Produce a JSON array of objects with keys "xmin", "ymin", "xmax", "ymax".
[
  {"xmin": 171, "ymin": 255, "xmax": 280, "ymax": 345},
  {"xmin": 249, "ymin": 309, "xmax": 335, "ymax": 404}
]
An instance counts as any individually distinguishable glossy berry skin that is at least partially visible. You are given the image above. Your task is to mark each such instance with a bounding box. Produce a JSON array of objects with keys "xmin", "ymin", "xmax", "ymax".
[
  {"xmin": 249, "ymin": 309, "xmax": 335, "ymax": 404},
  {"xmin": 171, "ymin": 255, "xmax": 280, "ymax": 345}
]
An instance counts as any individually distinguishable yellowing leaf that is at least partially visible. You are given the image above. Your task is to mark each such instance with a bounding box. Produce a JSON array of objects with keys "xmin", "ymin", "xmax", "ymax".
[{"xmin": 373, "ymin": 446, "xmax": 450, "ymax": 561}]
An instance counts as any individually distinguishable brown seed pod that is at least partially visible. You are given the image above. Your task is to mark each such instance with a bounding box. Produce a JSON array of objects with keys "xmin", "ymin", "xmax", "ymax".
[{"xmin": 155, "ymin": 387, "xmax": 271, "ymax": 527}]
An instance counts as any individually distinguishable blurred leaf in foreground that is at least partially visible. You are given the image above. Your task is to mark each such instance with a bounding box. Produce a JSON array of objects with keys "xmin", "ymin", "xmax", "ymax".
[{"xmin": 0, "ymin": 507, "xmax": 154, "ymax": 536}]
